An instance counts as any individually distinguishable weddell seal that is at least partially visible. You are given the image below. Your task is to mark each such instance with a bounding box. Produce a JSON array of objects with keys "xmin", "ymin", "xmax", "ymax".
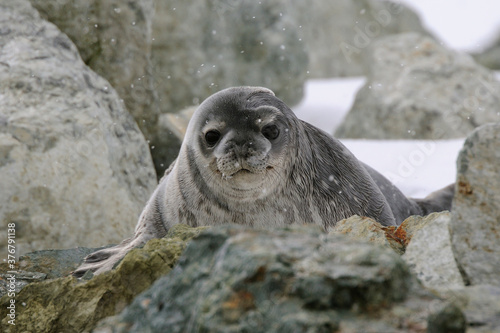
[{"xmin": 73, "ymin": 86, "xmax": 454, "ymax": 277}]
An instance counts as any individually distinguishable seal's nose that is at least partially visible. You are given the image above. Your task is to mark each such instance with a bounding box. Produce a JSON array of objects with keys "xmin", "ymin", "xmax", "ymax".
[{"xmin": 221, "ymin": 130, "xmax": 253, "ymax": 157}]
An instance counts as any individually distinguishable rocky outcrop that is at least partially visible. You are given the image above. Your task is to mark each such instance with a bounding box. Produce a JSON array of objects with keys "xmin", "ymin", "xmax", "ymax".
[
  {"xmin": 0, "ymin": 224, "xmax": 208, "ymax": 333},
  {"xmin": 330, "ymin": 212, "xmax": 467, "ymax": 294},
  {"xmin": 154, "ymin": 106, "xmax": 196, "ymax": 173},
  {"xmin": 448, "ymin": 285, "xmax": 500, "ymax": 333},
  {"xmin": 150, "ymin": 0, "xmax": 428, "ymax": 112},
  {"xmin": 152, "ymin": 0, "xmax": 308, "ymax": 111},
  {"xmin": 451, "ymin": 123, "xmax": 500, "ymax": 286},
  {"xmin": 95, "ymin": 225, "xmax": 464, "ymax": 333},
  {"xmin": 29, "ymin": 0, "xmax": 159, "ymax": 142},
  {"xmin": 329, "ymin": 215, "xmax": 404, "ymax": 254},
  {"xmin": 335, "ymin": 33, "xmax": 500, "ymax": 140},
  {"xmin": 0, "ymin": 0, "xmax": 157, "ymax": 256},
  {"xmin": 289, "ymin": 0, "xmax": 429, "ymax": 78},
  {"xmin": 403, "ymin": 212, "xmax": 465, "ymax": 291}
]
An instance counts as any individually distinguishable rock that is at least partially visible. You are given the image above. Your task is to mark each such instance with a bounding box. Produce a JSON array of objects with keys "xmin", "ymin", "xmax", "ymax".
[
  {"xmin": 396, "ymin": 214, "xmax": 436, "ymax": 247},
  {"xmin": 0, "ymin": 246, "xmax": 105, "ymax": 298},
  {"xmin": 151, "ymin": 1, "xmax": 307, "ymax": 118},
  {"xmin": 290, "ymin": 0, "xmax": 430, "ymax": 78},
  {"xmin": 328, "ymin": 213, "xmax": 454, "ymax": 256},
  {"xmin": 0, "ymin": 0, "xmax": 157, "ymax": 256},
  {"xmin": 0, "ymin": 224, "xmax": 208, "ymax": 333},
  {"xmin": 427, "ymin": 302, "xmax": 466, "ymax": 333},
  {"xmin": 403, "ymin": 212, "xmax": 465, "ymax": 292},
  {"xmin": 1, "ymin": 246, "xmax": 112, "ymax": 281},
  {"xmin": 28, "ymin": 0, "xmax": 159, "ymax": 142},
  {"xmin": 448, "ymin": 285, "xmax": 500, "ymax": 333},
  {"xmin": 0, "ymin": 271, "xmax": 46, "ymax": 299},
  {"xmin": 335, "ymin": 33, "xmax": 500, "ymax": 140},
  {"xmin": 451, "ymin": 123, "xmax": 500, "ymax": 286},
  {"xmin": 473, "ymin": 30, "xmax": 500, "ymax": 70},
  {"xmin": 154, "ymin": 106, "xmax": 196, "ymax": 173},
  {"xmin": 329, "ymin": 215, "xmax": 404, "ymax": 254},
  {"xmin": 97, "ymin": 225, "xmax": 463, "ymax": 333}
]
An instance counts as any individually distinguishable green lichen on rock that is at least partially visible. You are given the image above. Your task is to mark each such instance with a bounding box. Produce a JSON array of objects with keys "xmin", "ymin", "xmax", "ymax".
[{"xmin": 0, "ymin": 224, "xmax": 207, "ymax": 333}]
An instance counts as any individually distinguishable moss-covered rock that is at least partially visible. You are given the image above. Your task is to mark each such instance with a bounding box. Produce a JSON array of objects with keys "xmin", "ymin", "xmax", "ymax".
[
  {"xmin": 0, "ymin": 224, "xmax": 208, "ymax": 333},
  {"xmin": 95, "ymin": 225, "xmax": 464, "ymax": 333}
]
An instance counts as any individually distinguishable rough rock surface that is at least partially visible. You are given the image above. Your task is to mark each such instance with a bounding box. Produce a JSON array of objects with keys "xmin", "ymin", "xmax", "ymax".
[
  {"xmin": 0, "ymin": 0, "xmax": 157, "ymax": 256},
  {"xmin": 95, "ymin": 225, "xmax": 464, "ymax": 333},
  {"xmin": 328, "ymin": 212, "xmax": 453, "ymax": 257},
  {"xmin": 289, "ymin": 0, "xmax": 429, "ymax": 78},
  {"xmin": 329, "ymin": 215, "xmax": 404, "ymax": 254},
  {"xmin": 152, "ymin": 0, "xmax": 308, "ymax": 110},
  {"xmin": 451, "ymin": 123, "xmax": 500, "ymax": 286},
  {"xmin": 0, "ymin": 245, "xmax": 108, "ymax": 298},
  {"xmin": 335, "ymin": 33, "xmax": 500, "ymax": 140},
  {"xmin": 448, "ymin": 285, "xmax": 500, "ymax": 333},
  {"xmin": 29, "ymin": 0, "xmax": 159, "ymax": 142},
  {"xmin": 154, "ymin": 106, "xmax": 196, "ymax": 173},
  {"xmin": 427, "ymin": 302, "xmax": 466, "ymax": 333},
  {"xmin": 403, "ymin": 212, "xmax": 465, "ymax": 291},
  {"xmin": 0, "ymin": 224, "xmax": 208, "ymax": 333},
  {"xmin": 0, "ymin": 271, "xmax": 46, "ymax": 299},
  {"xmin": 397, "ymin": 214, "xmax": 437, "ymax": 247},
  {"xmin": 2, "ymin": 246, "xmax": 111, "ymax": 281}
]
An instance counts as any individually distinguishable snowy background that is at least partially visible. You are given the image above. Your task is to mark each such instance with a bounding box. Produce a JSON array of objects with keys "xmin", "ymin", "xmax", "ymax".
[{"xmin": 294, "ymin": 0, "xmax": 500, "ymax": 198}]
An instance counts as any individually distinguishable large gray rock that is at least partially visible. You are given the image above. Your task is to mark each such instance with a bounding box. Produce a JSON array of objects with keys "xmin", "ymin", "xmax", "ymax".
[
  {"xmin": 451, "ymin": 123, "xmax": 500, "ymax": 286},
  {"xmin": 96, "ymin": 225, "xmax": 464, "ymax": 333},
  {"xmin": 29, "ymin": 0, "xmax": 159, "ymax": 143},
  {"xmin": 449, "ymin": 285, "xmax": 500, "ymax": 333},
  {"xmin": 290, "ymin": 0, "xmax": 429, "ymax": 78},
  {"xmin": 403, "ymin": 212, "xmax": 465, "ymax": 291},
  {"xmin": 152, "ymin": 0, "xmax": 308, "ymax": 110},
  {"xmin": 154, "ymin": 106, "xmax": 196, "ymax": 173},
  {"xmin": 336, "ymin": 33, "xmax": 500, "ymax": 139},
  {"xmin": 0, "ymin": 0, "xmax": 156, "ymax": 257}
]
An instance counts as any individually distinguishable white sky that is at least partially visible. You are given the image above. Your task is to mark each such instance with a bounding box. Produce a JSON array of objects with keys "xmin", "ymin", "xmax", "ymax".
[{"xmin": 400, "ymin": 0, "xmax": 500, "ymax": 52}]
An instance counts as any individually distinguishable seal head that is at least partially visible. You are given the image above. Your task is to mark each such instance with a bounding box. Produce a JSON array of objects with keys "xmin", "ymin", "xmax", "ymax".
[{"xmin": 185, "ymin": 87, "xmax": 292, "ymax": 202}]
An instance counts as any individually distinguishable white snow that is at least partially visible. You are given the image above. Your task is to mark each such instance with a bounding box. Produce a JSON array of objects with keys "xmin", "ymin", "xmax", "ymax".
[
  {"xmin": 293, "ymin": 78, "xmax": 365, "ymax": 134},
  {"xmin": 293, "ymin": 3, "xmax": 500, "ymax": 198}
]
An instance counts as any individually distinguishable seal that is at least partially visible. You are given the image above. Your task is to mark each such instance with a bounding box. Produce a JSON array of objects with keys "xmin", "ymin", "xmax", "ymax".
[{"xmin": 73, "ymin": 86, "xmax": 454, "ymax": 277}]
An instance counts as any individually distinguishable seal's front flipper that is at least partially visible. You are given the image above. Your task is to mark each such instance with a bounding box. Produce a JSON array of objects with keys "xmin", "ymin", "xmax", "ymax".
[{"xmin": 71, "ymin": 233, "xmax": 149, "ymax": 278}]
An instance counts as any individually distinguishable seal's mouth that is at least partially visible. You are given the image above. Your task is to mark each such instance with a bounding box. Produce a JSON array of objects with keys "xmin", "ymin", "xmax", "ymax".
[{"xmin": 216, "ymin": 166, "xmax": 273, "ymax": 180}]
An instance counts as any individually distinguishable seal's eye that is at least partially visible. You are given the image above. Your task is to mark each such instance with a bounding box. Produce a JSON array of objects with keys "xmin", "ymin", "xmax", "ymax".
[
  {"xmin": 262, "ymin": 124, "xmax": 280, "ymax": 140},
  {"xmin": 205, "ymin": 130, "xmax": 221, "ymax": 146}
]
